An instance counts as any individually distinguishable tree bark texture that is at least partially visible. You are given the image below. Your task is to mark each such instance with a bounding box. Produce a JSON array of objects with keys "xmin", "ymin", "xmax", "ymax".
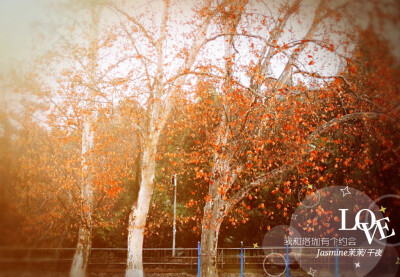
[
  {"xmin": 70, "ymin": 120, "xmax": 94, "ymax": 277},
  {"xmin": 125, "ymin": 140, "xmax": 157, "ymax": 277}
]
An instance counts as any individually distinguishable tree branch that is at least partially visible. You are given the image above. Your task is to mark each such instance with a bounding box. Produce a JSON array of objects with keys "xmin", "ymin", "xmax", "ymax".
[
  {"xmin": 106, "ymin": 2, "xmax": 157, "ymax": 48},
  {"xmin": 224, "ymin": 111, "xmax": 391, "ymax": 213},
  {"xmin": 225, "ymin": 166, "xmax": 291, "ymax": 213}
]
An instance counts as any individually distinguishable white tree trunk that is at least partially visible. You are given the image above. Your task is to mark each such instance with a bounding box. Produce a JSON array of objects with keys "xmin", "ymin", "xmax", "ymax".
[
  {"xmin": 70, "ymin": 120, "xmax": 94, "ymax": 277},
  {"xmin": 201, "ymin": 160, "xmax": 229, "ymax": 277},
  {"xmin": 70, "ymin": 225, "xmax": 92, "ymax": 277},
  {"xmin": 126, "ymin": 141, "xmax": 157, "ymax": 277},
  {"xmin": 201, "ymin": 200, "xmax": 223, "ymax": 277}
]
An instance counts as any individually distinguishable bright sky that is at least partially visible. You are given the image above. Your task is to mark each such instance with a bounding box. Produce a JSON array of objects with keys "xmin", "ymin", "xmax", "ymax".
[
  {"xmin": 0, "ymin": 0, "xmax": 399, "ymax": 111},
  {"xmin": 0, "ymin": 0, "xmax": 55, "ymax": 71}
]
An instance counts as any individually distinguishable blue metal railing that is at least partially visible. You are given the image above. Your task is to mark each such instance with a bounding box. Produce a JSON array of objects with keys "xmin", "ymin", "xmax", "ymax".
[{"xmin": 0, "ymin": 245, "xmax": 359, "ymax": 276}]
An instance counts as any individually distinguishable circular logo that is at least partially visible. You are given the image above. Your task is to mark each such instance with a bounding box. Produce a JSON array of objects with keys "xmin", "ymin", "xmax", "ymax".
[{"xmin": 289, "ymin": 186, "xmax": 387, "ymax": 276}]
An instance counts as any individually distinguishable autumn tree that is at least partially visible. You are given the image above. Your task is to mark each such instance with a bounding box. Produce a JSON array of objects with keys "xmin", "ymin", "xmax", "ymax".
[
  {"xmin": 68, "ymin": 1, "xmax": 102, "ymax": 275},
  {"xmin": 7, "ymin": 75, "xmax": 137, "ymax": 250},
  {"xmin": 1, "ymin": 0, "xmax": 137, "ymax": 275},
  {"xmin": 104, "ymin": 1, "xmax": 245, "ymax": 275},
  {"xmin": 0, "ymin": 1, "xmax": 398, "ymax": 277},
  {"xmin": 175, "ymin": 0, "xmax": 400, "ymax": 275},
  {"xmin": 0, "ymin": 102, "xmax": 19, "ymax": 246}
]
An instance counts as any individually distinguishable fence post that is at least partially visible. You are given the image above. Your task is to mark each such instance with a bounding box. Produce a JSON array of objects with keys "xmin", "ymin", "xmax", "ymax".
[
  {"xmin": 335, "ymin": 245, "xmax": 339, "ymax": 277},
  {"xmin": 198, "ymin": 241, "xmax": 201, "ymax": 277},
  {"xmin": 286, "ymin": 244, "xmax": 290, "ymax": 277},
  {"xmin": 172, "ymin": 174, "xmax": 177, "ymax": 257},
  {"xmin": 240, "ymin": 241, "xmax": 244, "ymax": 277}
]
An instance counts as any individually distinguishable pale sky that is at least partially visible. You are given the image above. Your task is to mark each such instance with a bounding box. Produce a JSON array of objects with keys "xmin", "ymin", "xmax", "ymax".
[
  {"xmin": 0, "ymin": 0, "xmax": 399, "ymax": 108},
  {"xmin": 0, "ymin": 0, "xmax": 56, "ymax": 71},
  {"xmin": 1, "ymin": 0, "xmax": 399, "ymax": 72}
]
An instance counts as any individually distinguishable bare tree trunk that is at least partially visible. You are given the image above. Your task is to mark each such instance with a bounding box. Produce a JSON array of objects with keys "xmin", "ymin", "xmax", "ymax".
[
  {"xmin": 201, "ymin": 158, "xmax": 232, "ymax": 277},
  {"xmin": 70, "ymin": 225, "xmax": 92, "ymax": 277},
  {"xmin": 70, "ymin": 120, "xmax": 94, "ymax": 277},
  {"xmin": 201, "ymin": 199, "xmax": 223, "ymax": 277},
  {"xmin": 126, "ymin": 140, "xmax": 157, "ymax": 277}
]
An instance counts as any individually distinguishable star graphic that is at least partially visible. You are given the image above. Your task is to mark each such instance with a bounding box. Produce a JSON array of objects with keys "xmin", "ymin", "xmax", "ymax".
[
  {"xmin": 340, "ymin": 186, "xmax": 351, "ymax": 197},
  {"xmin": 308, "ymin": 184, "xmax": 313, "ymax": 189},
  {"xmin": 291, "ymin": 214, "xmax": 297, "ymax": 220},
  {"xmin": 355, "ymin": 262, "xmax": 361, "ymax": 268},
  {"xmin": 253, "ymin": 243, "xmax": 259, "ymax": 248},
  {"xmin": 308, "ymin": 267, "xmax": 317, "ymax": 276},
  {"xmin": 380, "ymin": 206, "xmax": 387, "ymax": 213}
]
